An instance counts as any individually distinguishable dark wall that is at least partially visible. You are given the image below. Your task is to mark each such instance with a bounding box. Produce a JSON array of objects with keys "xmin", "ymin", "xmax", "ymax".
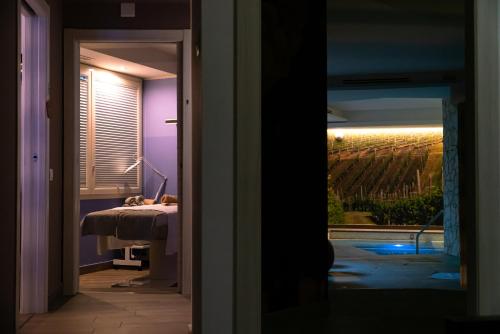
[
  {"xmin": 63, "ymin": 0, "xmax": 189, "ymax": 29},
  {"xmin": 262, "ymin": 0, "xmax": 328, "ymax": 318},
  {"xmin": 47, "ymin": 0, "xmax": 64, "ymax": 306},
  {"xmin": 0, "ymin": 0, "xmax": 19, "ymax": 331},
  {"xmin": 462, "ymin": 0, "xmax": 476, "ymax": 315},
  {"xmin": 327, "ymin": 0, "xmax": 465, "ymax": 76},
  {"xmin": 191, "ymin": 0, "xmax": 202, "ymax": 332}
]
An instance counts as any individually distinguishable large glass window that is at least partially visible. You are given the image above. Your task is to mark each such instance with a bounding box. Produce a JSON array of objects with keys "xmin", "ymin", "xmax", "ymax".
[{"xmin": 79, "ymin": 65, "xmax": 142, "ymax": 198}]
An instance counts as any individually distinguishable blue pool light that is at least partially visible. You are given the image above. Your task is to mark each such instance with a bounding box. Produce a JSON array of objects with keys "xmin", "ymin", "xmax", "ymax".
[
  {"xmin": 351, "ymin": 241, "xmax": 443, "ymax": 255},
  {"xmin": 430, "ymin": 272, "xmax": 460, "ymax": 280}
]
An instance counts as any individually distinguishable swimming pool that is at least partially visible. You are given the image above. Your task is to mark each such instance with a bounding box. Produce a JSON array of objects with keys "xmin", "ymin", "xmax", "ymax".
[{"xmin": 334, "ymin": 240, "xmax": 444, "ymax": 255}]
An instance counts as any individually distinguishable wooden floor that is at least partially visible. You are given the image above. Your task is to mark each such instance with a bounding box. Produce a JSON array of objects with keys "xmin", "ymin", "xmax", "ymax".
[{"xmin": 19, "ymin": 269, "xmax": 192, "ymax": 334}]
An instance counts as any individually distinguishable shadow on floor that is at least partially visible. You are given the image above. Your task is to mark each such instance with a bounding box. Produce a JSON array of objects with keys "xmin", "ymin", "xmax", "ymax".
[{"xmin": 20, "ymin": 269, "xmax": 192, "ymax": 334}]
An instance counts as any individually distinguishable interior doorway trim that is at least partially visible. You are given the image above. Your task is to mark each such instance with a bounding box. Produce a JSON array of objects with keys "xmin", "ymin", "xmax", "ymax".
[
  {"xmin": 63, "ymin": 29, "xmax": 192, "ymax": 296},
  {"xmin": 18, "ymin": 0, "xmax": 50, "ymax": 315}
]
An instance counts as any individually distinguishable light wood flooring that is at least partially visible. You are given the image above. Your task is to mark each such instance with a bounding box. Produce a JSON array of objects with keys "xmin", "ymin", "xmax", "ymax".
[{"xmin": 19, "ymin": 269, "xmax": 192, "ymax": 334}]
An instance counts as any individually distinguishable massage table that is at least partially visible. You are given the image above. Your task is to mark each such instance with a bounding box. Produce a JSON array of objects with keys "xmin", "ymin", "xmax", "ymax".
[{"xmin": 81, "ymin": 204, "xmax": 178, "ymax": 282}]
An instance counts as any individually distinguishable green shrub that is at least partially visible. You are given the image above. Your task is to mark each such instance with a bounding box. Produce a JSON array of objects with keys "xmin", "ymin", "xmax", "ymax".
[
  {"xmin": 370, "ymin": 188, "xmax": 443, "ymax": 225},
  {"xmin": 328, "ymin": 191, "xmax": 345, "ymax": 225}
]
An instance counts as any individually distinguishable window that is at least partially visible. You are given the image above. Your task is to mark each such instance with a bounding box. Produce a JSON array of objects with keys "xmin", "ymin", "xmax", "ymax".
[{"xmin": 80, "ymin": 64, "xmax": 142, "ymax": 198}]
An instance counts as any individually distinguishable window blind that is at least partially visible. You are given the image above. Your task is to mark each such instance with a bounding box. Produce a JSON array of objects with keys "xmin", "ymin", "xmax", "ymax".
[
  {"xmin": 79, "ymin": 75, "xmax": 88, "ymax": 187},
  {"xmin": 93, "ymin": 78, "xmax": 139, "ymax": 188}
]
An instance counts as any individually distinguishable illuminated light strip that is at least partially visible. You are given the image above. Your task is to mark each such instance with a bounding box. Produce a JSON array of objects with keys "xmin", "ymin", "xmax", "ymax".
[{"xmin": 327, "ymin": 127, "xmax": 443, "ymax": 137}]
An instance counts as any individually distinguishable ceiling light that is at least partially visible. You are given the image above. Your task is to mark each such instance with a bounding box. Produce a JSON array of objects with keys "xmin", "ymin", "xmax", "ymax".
[{"xmin": 333, "ymin": 131, "xmax": 344, "ymax": 141}]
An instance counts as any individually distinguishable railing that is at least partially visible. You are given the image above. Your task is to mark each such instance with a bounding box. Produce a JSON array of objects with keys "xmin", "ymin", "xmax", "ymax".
[{"xmin": 416, "ymin": 210, "xmax": 443, "ymax": 254}]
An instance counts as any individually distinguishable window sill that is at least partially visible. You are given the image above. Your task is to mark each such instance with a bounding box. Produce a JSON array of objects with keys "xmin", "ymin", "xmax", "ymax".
[{"xmin": 79, "ymin": 192, "xmax": 142, "ymax": 200}]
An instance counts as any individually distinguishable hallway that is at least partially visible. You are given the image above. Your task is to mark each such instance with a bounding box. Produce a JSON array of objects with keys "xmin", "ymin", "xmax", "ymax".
[{"xmin": 19, "ymin": 270, "xmax": 191, "ymax": 334}]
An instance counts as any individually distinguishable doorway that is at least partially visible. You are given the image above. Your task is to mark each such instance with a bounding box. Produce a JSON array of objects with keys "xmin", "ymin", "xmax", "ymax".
[
  {"xmin": 58, "ymin": 30, "xmax": 193, "ymax": 333},
  {"xmin": 327, "ymin": 96, "xmax": 461, "ymax": 290},
  {"xmin": 326, "ymin": 0, "xmax": 466, "ymax": 289},
  {"xmin": 63, "ymin": 30, "xmax": 192, "ymax": 294},
  {"xmin": 325, "ymin": 0, "xmax": 469, "ymax": 332},
  {"xmin": 18, "ymin": 0, "xmax": 50, "ymax": 321}
]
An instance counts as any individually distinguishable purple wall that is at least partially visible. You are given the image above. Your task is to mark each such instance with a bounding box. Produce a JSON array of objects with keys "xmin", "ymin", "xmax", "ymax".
[
  {"xmin": 143, "ymin": 78, "xmax": 178, "ymax": 199},
  {"xmin": 79, "ymin": 198, "xmax": 123, "ymax": 266}
]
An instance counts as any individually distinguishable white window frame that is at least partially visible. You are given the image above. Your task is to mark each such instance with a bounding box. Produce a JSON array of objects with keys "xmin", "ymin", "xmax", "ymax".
[{"xmin": 79, "ymin": 64, "xmax": 143, "ymax": 199}]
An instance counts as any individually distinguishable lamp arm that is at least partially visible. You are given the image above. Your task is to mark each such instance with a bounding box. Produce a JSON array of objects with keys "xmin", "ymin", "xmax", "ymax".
[
  {"xmin": 142, "ymin": 158, "xmax": 167, "ymax": 180},
  {"xmin": 123, "ymin": 157, "xmax": 168, "ymax": 203}
]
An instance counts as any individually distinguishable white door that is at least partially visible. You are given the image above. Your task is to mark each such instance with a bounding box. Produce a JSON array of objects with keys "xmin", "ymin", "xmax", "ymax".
[{"xmin": 19, "ymin": 2, "xmax": 50, "ymax": 315}]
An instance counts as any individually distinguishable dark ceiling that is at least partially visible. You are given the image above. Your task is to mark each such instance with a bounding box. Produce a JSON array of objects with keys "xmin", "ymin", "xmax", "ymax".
[{"xmin": 327, "ymin": 0, "xmax": 465, "ymax": 76}]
